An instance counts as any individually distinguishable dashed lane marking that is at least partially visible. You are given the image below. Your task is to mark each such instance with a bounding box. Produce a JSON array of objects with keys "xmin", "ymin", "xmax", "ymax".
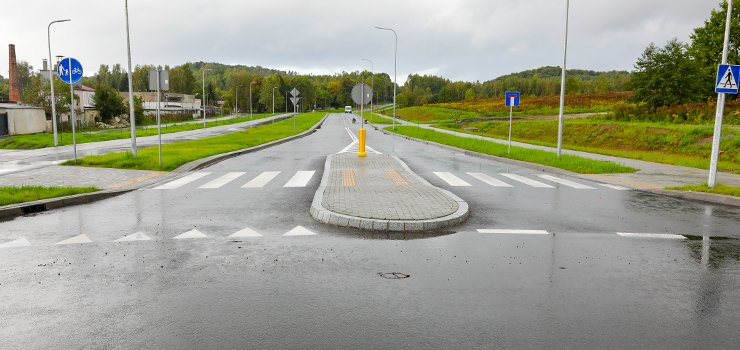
[
  {"xmin": 173, "ymin": 229, "xmax": 207, "ymax": 239},
  {"xmin": 242, "ymin": 171, "xmax": 281, "ymax": 188},
  {"xmin": 154, "ymin": 172, "xmax": 211, "ymax": 190},
  {"xmin": 55, "ymin": 234, "xmax": 92, "ymax": 245},
  {"xmin": 284, "ymin": 226, "xmax": 316, "ymax": 236},
  {"xmin": 537, "ymin": 174, "xmax": 595, "ymax": 189},
  {"xmin": 284, "ymin": 171, "xmax": 316, "ymax": 187},
  {"xmin": 467, "ymin": 172, "xmax": 513, "ymax": 187},
  {"xmin": 342, "ymin": 169, "xmax": 357, "ymax": 186},
  {"xmin": 499, "ymin": 173, "xmax": 555, "ymax": 188},
  {"xmin": 229, "ymin": 227, "xmax": 263, "ymax": 237},
  {"xmin": 385, "ymin": 169, "xmax": 410, "ymax": 185},
  {"xmin": 106, "ymin": 172, "xmax": 168, "ymax": 189},
  {"xmin": 198, "ymin": 172, "xmax": 246, "ymax": 189},
  {"xmin": 433, "ymin": 172, "xmax": 472, "ymax": 186},
  {"xmin": 478, "ymin": 229, "xmax": 550, "ymax": 235},
  {"xmin": 114, "ymin": 232, "xmax": 152, "ymax": 242},
  {"xmin": 616, "ymin": 232, "xmax": 686, "ymax": 239},
  {"xmin": 0, "ymin": 238, "xmax": 31, "ymax": 248}
]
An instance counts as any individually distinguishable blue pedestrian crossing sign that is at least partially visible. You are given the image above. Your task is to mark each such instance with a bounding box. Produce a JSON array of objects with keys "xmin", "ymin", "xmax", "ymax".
[
  {"xmin": 716, "ymin": 64, "xmax": 740, "ymax": 94},
  {"xmin": 505, "ymin": 92, "xmax": 520, "ymax": 107},
  {"xmin": 57, "ymin": 57, "xmax": 83, "ymax": 85}
]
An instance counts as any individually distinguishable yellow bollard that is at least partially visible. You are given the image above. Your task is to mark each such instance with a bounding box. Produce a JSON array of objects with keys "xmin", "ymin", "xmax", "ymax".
[{"xmin": 358, "ymin": 128, "xmax": 367, "ymax": 157}]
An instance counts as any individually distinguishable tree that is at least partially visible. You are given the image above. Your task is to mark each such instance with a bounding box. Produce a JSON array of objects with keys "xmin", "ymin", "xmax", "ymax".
[
  {"xmin": 564, "ymin": 76, "xmax": 581, "ymax": 94},
  {"xmin": 92, "ymin": 82, "xmax": 125, "ymax": 123},
  {"xmin": 465, "ymin": 88, "xmax": 476, "ymax": 100},
  {"xmin": 259, "ymin": 74, "xmax": 284, "ymax": 113},
  {"xmin": 16, "ymin": 61, "xmax": 34, "ymax": 98},
  {"xmin": 438, "ymin": 88, "xmax": 453, "ymax": 103},
  {"xmin": 20, "ymin": 74, "xmax": 76, "ymax": 116},
  {"xmin": 628, "ymin": 38, "xmax": 703, "ymax": 108},
  {"xmin": 0, "ymin": 83, "xmax": 8, "ymax": 100},
  {"xmin": 690, "ymin": 0, "xmax": 740, "ymax": 98},
  {"xmin": 396, "ymin": 93, "xmax": 409, "ymax": 108},
  {"xmin": 126, "ymin": 95, "xmax": 144, "ymax": 121}
]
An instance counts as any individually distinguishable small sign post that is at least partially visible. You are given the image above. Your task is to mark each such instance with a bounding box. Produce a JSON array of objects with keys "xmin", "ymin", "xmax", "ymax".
[
  {"xmin": 57, "ymin": 57, "xmax": 83, "ymax": 163},
  {"xmin": 505, "ymin": 92, "xmax": 520, "ymax": 154},
  {"xmin": 149, "ymin": 69, "xmax": 169, "ymax": 165}
]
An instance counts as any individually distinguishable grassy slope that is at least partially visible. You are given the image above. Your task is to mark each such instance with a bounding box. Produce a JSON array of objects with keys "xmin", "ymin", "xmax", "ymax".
[
  {"xmin": 62, "ymin": 112, "xmax": 325, "ymax": 171},
  {"xmin": 666, "ymin": 183, "xmax": 740, "ymax": 198},
  {"xmin": 0, "ymin": 185, "xmax": 100, "ymax": 206},
  {"xmin": 387, "ymin": 126, "xmax": 635, "ymax": 174},
  {"xmin": 438, "ymin": 119, "xmax": 740, "ymax": 173}
]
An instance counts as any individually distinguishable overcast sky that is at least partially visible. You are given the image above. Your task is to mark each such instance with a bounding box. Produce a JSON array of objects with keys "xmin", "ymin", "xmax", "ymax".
[{"xmin": 0, "ymin": 0, "xmax": 720, "ymax": 84}]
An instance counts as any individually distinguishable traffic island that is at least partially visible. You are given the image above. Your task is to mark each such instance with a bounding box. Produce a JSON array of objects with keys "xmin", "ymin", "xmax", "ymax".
[{"xmin": 310, "ymin": 153, "xmax": 469, "ymax": 232}]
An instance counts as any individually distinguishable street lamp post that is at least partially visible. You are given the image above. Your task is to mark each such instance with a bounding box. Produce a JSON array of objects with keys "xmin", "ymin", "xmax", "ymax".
[
  {"xmin": 285, "ymin": 91, "xmax": 288, "ymax": 114},
  {"xmin": 556, "ymin": 0, "xmax": 570, "ymax": 158},
  {"xmin": 273, "ymin": 86, "xmax": 278, "ymax": 115},
  {"xmin": 375, "ymin": 27, "xmax": 397, "ymax": 130},
  {"xmin": 202, "ymin": 68, "xmax": 212, "ymax": 128},
  {"xmin": 709, "ymin": 1, "xmax": 735, "ymax": 188},
  {"xmin": 361, "ymin": 58, "xmax": 373, "ymax": 122},
  {"xmin": 235, "ymin": 84, "xmax": 243, "ymax": 116},
  {"xmin": 251, "ymin": 81, "xmax": 256, "ymax": 119},
  {"xmin": 124, "ymin": 0, "xmax": 138, "ymax": 156},
  {"xmin": 47, "ymin": 19, "xmax": 70, "ymax": 147}
]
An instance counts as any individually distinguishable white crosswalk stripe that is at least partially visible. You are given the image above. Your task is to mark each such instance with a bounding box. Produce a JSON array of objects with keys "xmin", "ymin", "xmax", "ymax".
[
  {"xmin": 154, "ymin": 172, "xmax": 211, "ymax": 189},
  {"xmin": 284, "ymin": 171, "xmax": 316, "ymax": 187},
  {"xmin": 198, "ymin": 172, "xmax": 246, "ymax": 189},
  {"xmin": 600, "ymin": 183, "xmax": 630, "ymax": 190},
  {"xmin": 616, "ymin": 232, "xmax": 686, "ymax": 239},
  {"xmin": 537, "ymin": 174, "xmax": 595, "ymax": 189},
  {"xmin": 467, "ymin": 172, "xmax": 513, "ymax": 187},
  {"xmin": 242, "ymin": 171, "xmax": 281, "ymax": 188},
  {"xmin": 499, "ymin": 173, "xmax": 555, "ymax": 188},
  {"xmin": 478, "ymin": 229, "xmax": 550, "ymax": 235},
  {"xmin": 434, "ymin": 172, "xmax": 472, "ymax": 186}
]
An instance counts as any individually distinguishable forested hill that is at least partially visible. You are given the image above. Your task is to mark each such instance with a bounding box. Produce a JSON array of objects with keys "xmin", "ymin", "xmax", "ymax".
[
  {"xmin": 190, "ymin": 62, "xmax": 289, "ymax": 78},
  {"xmin": 491, "ymin": 66, "xmax": 629, "ymax": 82}
]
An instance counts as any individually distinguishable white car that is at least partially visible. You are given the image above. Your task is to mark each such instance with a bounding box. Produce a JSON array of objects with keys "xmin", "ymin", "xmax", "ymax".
[{"xmin": 344, "ymin": 106, "xmax": 352, "ymax": 113}]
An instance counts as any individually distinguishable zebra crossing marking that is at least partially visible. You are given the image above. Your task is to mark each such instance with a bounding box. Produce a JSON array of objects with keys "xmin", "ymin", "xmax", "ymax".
[
  {"xmin": 198, "ymin": 172, "xmax": 246, "ymax": 189},
  {"xmin": 599, "ymin": 183, "xmax": 630, "ymax": 190},
  {"xmin": 0, "ymin": 238, "xmax": 31, "ymax": 248},
  {"xmin": 499, "ymin": 173, "xmax": 554, "ymax": 188},
  {"xmin": 229, "ymin": 227, "xmax": 263, "ymax": 237},
  {"xmin": 55, "ymin": 234, "xmax": 92, "ymax": 245},
  {"xmin": 477, "ymin": 229, "xmax": 550, "ymax": 235},
  {"xmin": 174, "ymin": 229, "xmax": 207, "ymax": 239},
  {"xmin": 467, "ymin": 172, "xmax": 513, "ymax": 187},
  {"xmin": 616, "ymin": 232, "xmax": 686, "ymax": 239},
  {"xmin": 114, "ymin": 232, "xmax": 152, "ymax": 242},
  {"xmin": 154, "ymin": 172, "xmax": 211, "ymax": 190},
  {"xmin": 242, "ymin": 171, "xmax": 281, "ymax": 188},
  {"xmin": 537, "ymin": 174, "xmax": 595, "ymax": 189},
  {"xmin": 433, "ymin": 172, "xmax": 471, "ymax": 186},
  {"xmin": 284, "ymin": 226, "xmax": 316, "ymax": 236},
  {"xmin": 284, "ymin": 171, "xmax": 316, "ymax": 187}
]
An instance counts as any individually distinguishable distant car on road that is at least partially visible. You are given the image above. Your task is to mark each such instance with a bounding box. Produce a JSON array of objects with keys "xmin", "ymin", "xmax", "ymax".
[{"xmin": 344, "ymin": 106, "xmax": 352, "ymax": 113}]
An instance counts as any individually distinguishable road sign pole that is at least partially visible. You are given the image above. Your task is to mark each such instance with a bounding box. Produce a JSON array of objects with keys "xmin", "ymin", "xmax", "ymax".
[
  {"xmin": 509, "ymin": 105, "xmax": 513, "ymax": 154},
  {"xmin": 709, "ymin": 0, "xmax": 734, "ymax": 188},
  {"xmin": 69, "ymin": 60, "xmax": 77, "ymax": 163},
  {"xmin": 556, "ymin": 0, "xmax": 570, "ymax": 158},
  {"xmin": 157, "ymin": 70, "xmax": 162, "ymax": 166}
]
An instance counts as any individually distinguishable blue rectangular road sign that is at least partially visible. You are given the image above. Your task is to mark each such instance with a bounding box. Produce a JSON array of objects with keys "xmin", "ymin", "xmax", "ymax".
[
  {"xmin": 505, "ymin": 92, "xmax": 520, "ymax": 107},
  {"xmin": 716, "ymin": 64, "xmax": 740, "ymax": 94}
]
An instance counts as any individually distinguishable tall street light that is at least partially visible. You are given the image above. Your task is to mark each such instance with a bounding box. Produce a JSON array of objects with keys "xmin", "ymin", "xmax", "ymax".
[
  {"xmin": 251, "ymin": 81, "xmax": 257, "ymax": 119},
  {"xmin": 361, "ymin": 58, "xmax": 373, "ymax": 122},
  {"xmin": 375, "ymin": 27, "xmax": 397, "ymax": 130},
  {"xmin": 202, "ymin": 68, "xmax": 212, "ymax": 128},
  {"xmin": 47, "ymin": 19, "xmax": 70, "ymax": 147},
  {"xmin": 709, "ymin": 1, "xmax": 734, "ymax": 188},
  {"xmin": 556, "ymin": 0, "xmax": 570, "ymax": 158},
  {"xmin": 273, "ymin": 86, "xmax": 278, "ymax": 115},
  {"xmin": 235, "ymin": 84, "xmax": 243, "ymax": 115},
  {"xmin": 125, "ymin": 0, "xmax": 137, "ymax": 157}
]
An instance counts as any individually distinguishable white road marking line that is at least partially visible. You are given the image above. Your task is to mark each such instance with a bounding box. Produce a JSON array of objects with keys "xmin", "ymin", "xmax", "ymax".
[
  {"xmin": 284, "ymin": 226, "xmax": 316, "ymax": 236},
  {"xmin": 154, "ymin": 172, "xmax": 211, "ymax": 190},
  {"xmin": 477, "ymin": 229, "xmax": 550, "ymax": 235},
  {"xmin": 467, "ymin": 172, "xmax": 513, "ymax": 187},
  {"xmin": 433, "ymin": 172, "xmax": 472, "ymax": 186},
  {"xmin": 55, "ymin": 234, "xmax": 92, "ymax": 245},
  {"xmin": 114, "ymin": 232, "xmax": 152, "ymax": 242},
  {"xmin": 174, "ymin": 229, "xmax": 207, "ymax": 239},
  {"xmin": 499, "ymin": 173, "xmax": 555, "ymax": 188},
  {"xmin": 616, "ymin": 232, "xmax": 686, "ymax": 239},
  {"xmin": 229, "ymin": 227, "xmax": 263, "ymax": 237},
  {"xmin": 600, "ymin": 183, "xmax": 630, "ymax": 190},
  {"xmin": 537, "ymin": 174, "xmax": 595, "ymax": 189},
  {"xmin": 338, "ymin": 141, "xmax": 382, "ymax": 155},
  {"xmin": 345, "ymin": 127, "xmax": 358, "ymax": 141},
  {"xmin": 198, "ymin": 172, "xmax": 246, "ymax": 189},
  {"xmin": 242, "ymin": 171, "xmax": 281, "ymax": 188},
  {"xmin": 0, "ymin": 168, "xmax": 19, "ymax": 175},
  {"xmin": 0, "ymin": 238, "xmax": 31, "ymax": 248},
  {"xmin": 284, "ymin": 171, "xmax": 316, "ymax": 187}
]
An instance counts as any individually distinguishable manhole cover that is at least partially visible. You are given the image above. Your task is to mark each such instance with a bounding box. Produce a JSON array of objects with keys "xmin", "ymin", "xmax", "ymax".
[{"xmin": 378, "ymin": 272, "xmax": 410, "ymax": 279}]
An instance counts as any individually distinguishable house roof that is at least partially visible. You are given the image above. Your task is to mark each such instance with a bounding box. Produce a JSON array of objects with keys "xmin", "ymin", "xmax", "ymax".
[{"xmin": 80, "ymin": 85, "xmax": 95, "ymax": 92}]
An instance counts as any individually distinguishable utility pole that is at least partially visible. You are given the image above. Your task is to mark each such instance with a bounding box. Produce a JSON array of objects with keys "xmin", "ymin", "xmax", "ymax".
[
  {"xmin": 125, "ymin": 0, "xmax": 137, "ymax": 156},
  {"xmin": 556, "ymin": 0, "xmax": 570, "ymax": 158},
  {"xmin": 709, "ymin": 1, "xmax": 734, "ymax": 188}
]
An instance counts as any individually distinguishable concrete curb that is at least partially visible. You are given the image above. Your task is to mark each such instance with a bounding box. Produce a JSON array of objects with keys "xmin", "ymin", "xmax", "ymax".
[
  {"xmin": 309, "ymin": 154, "xmax": 470, "ymax": 232},
  {"xmin": 380, "ymin": 128, "xmax": 740, "ymax": 209},
  {"xmin": 0, "ymin": 113, "xmax": 329, "ymax": 221}
]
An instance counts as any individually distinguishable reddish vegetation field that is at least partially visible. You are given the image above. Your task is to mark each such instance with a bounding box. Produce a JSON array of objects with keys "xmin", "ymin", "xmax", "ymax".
[{"xmin": 432, "ymin": 92, "xmax": 634, "ymax": 116}]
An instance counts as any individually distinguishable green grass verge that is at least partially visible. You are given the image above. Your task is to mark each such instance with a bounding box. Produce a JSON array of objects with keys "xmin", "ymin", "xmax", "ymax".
[
  {"xmin": 0, "ymin": 185, "xmax": 100, "ymax": 206},
  {"xmin": 437, "ymin": 119, "xmax": 740, "ymax": 173},
  {"xmin": 359, "ymin": 111, "xmax": 394, "ymax": 124},
  {"xmin": 386, "ymin": 126, "xmax": 636, "ymax": 174},
  {"xmin": 0, "ymin": 113, "xmax": 276, "ymax": 150},
  {"xmin": 61, "ymin": 112, "xmax": 326, "ymax": 171},
  {"xmin": 666, "ymin": 183, "xmax": 740, "ymax": 197}
]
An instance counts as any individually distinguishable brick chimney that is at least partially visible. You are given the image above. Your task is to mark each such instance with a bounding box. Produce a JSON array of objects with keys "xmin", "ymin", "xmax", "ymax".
[{"xmin": 8, "ymin": 44, "xmax": 20, "ymax": 102}]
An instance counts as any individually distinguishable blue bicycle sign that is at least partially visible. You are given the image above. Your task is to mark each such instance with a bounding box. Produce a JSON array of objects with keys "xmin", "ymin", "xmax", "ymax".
[{"xmin": 57, "ymin": 58, "xmax": 83, "ymax": 84}]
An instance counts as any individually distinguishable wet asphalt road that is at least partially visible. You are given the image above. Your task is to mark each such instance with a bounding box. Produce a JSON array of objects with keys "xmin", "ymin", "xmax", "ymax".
[{"xmin": 1, "ymin": 114, "xmax": 739, "ymax": 349}]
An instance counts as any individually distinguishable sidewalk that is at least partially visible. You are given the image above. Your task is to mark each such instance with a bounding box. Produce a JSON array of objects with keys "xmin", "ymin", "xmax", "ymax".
[{"xmin": 310, "ymin": 152, "xmax": 469, "ymax": 232}]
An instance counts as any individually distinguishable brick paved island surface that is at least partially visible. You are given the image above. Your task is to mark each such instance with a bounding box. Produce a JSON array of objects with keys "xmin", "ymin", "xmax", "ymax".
[{"xmin": 310, "ymin": 153, "xmax": 469, "ymax": 232}]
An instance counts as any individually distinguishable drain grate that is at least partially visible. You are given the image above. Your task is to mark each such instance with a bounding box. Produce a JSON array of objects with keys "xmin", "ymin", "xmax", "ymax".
[
  {"xmin": 378, "ymin": 272, "xmax": 410, "ymax": 279},
  {"xmin": 21, "ymin": 203, "xmax": 47, "ymax": 214}
]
